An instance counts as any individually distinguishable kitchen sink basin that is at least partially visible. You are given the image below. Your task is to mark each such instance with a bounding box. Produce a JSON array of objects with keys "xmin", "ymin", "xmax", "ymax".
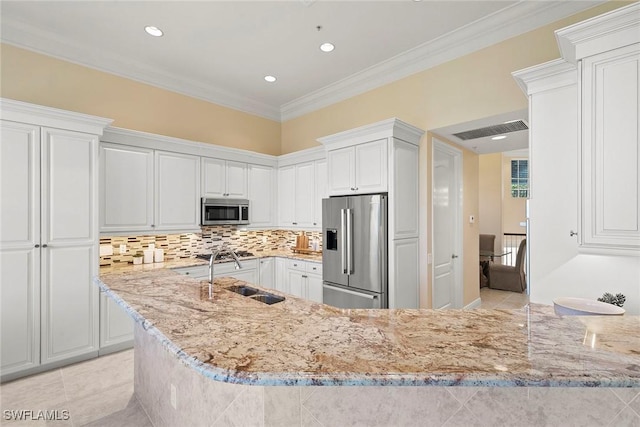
[
  {"xmin": 225, "ymin": 285, "xmax": 284, "ymax": 304},
  {"xmin": 226, "ymin": 285, "xmax": 259, "ymax": 296},
  {"xmin": 249, "ymin": 294, "xmax": 285, "ymax": 305}
]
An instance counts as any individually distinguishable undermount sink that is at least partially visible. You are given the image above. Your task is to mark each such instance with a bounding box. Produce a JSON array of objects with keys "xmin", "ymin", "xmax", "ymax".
[
  {"xmin": 227, "ymin": 285, "xmax": 259, "ymax": 296},
  {"xmin": 225, "ymin": 285, "xmax": 285, "ymax": 305},
  {"xmin": 249, "ymin": 294, "xmax": 285, "ymax": 305},
  {"xmin": 553, "ymin": 297, "xmax": 625, "ymax": 316}
]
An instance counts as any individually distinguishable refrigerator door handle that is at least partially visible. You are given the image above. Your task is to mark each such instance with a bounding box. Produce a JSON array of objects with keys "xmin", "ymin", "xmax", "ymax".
[
  {"xmin": 340, "ymin": 208, "xmax": 347, "ymax": 274},
  {"xmin": 346, "ymin": 208, "xmax": 353, "ymax": 275},
  {"xmin": 323, "ymin": 284, "xmax": 378, "ymax": 300}
]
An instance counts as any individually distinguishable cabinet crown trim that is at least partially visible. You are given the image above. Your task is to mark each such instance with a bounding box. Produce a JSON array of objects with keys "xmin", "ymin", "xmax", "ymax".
[
  {"xmin": 1, "ymin": 97, "xmax": 113, "ymax": 134},
  {"xmin": 317, "ymin": 118, "xmax": 425, "ymax": 149},
  {"xmin": 556, "ymin": 2, "xmax": 640, "ymax": 64},
  {"xmin": 277, "ymin": 146, "xmax": 325, "ymax": 167},
  {"xmin": 512, "ymin": 59, "xmax": 577, "ymax": 95},
  {"xmin": 102, "ymin": 126, "xmax": 277, "ymax": 167}
]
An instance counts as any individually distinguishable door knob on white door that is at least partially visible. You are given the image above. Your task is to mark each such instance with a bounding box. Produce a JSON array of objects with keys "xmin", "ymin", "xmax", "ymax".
[{"xmin": 451, "ymin": 254, "xmax": 458, "ymax": 259}]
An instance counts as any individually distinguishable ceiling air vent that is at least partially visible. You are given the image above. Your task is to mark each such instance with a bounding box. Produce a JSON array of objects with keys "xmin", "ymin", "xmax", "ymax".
[{"xmin": 452, "ymin": 120, "xmax": 528, "ymax": 141}]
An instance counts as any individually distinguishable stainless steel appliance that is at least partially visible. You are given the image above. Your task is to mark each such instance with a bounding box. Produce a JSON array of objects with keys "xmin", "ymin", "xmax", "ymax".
[
  {"xmin": 322, "ymin": 194, "xmax": 387, "ymax": 309},
  {"xmin": 201, "ymin": 198, "xmax": 249, "ymax": 225}
]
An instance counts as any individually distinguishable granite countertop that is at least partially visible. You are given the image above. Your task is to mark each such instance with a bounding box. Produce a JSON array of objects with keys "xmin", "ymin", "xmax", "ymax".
[{"xmin": 96, "ymin": 266, "xmax": 640, "ymax": 388}]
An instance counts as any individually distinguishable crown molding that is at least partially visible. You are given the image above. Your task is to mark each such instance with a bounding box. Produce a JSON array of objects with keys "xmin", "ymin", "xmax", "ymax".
[
  {"xmin": 512, "ymin": 59, "xmax": 577, "ymax": 96},
  {"xmin": 102, "ymin": 127, "xmax": 277, "ymax": 167},
  {"xmin": 1, "ymin": 1, "xmax": 606, "ymax": 123},
  {"xmin": 280, "ymin": 1, "xmax": 606, "ymax": 121},
  {"xmin": 0, "ymin": 97, "xmax": 113, "ymax": 134},
  {"xmin": 318, "ymin": 118, "xmax": 425, "ymax": 150},
  {"xmin": 556, "ymin": 2, "xmax": 640, "ymax": 64},
  {"xmin": 1, "ymin": 19, "xmax": 282, "ymax": 122}
]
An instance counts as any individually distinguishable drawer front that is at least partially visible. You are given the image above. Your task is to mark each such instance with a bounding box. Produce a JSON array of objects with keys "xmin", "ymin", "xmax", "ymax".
[
  {"xmin": 172, "ymin": 265, "xmax": 209, "ymax": 278},
  {"xmin": 306, "ymin": 261, "xmax": 322, "ymax": 276},
  {"xmin": 287, "ymin": 259, "xmax": 306, "ymax": 272},
  {"xmin": 216, "ymin": 258, "xmax": 258, "ymax": 274}
]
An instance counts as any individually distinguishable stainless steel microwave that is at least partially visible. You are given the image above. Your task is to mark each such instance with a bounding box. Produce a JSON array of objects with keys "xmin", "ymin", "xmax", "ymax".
[{"xmin": 201, "ymin": 198, "xmax": 250, "ymax": 225}]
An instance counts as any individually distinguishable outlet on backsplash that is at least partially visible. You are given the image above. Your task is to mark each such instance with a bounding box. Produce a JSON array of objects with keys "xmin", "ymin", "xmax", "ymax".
[{"xmin": 99, "ymin": 226, "xmax": 322, "ymax": 267}]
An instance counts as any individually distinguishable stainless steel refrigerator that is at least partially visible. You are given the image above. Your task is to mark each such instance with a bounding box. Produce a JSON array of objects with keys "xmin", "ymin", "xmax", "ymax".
[{"xmin": 322, "ymin": 194, "xmax": 387, "ymax": 309}]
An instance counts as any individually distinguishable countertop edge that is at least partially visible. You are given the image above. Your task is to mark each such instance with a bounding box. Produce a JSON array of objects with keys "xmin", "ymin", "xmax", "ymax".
[{"xmin": 95, "ymin": 276, "xmax": 640, "ymax": 388}]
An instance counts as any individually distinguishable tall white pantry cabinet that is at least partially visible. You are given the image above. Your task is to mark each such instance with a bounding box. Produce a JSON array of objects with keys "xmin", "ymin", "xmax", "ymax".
[{"xmin": 0, "ymin": 99, "xmax": 112, "ymax": 381}]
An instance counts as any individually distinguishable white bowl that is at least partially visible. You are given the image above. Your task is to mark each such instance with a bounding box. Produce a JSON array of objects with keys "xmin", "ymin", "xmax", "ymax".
[{"xmin": 553, "ymin": 297, "xmax": 625, "ymax": 316}]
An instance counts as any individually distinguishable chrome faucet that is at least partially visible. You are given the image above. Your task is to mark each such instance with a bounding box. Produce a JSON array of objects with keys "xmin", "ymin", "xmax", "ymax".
[{"xmin": 207, "ymin": 246, "xmax": 243, "ymax": 299}]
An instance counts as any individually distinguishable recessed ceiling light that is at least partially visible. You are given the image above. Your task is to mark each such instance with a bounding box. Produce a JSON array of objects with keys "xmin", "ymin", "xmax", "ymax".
[
  {"xmin": 491, "ymin": 135, "xmax": 507, "ymax": 140},
  {"xmin": 264, "ymin": 75, "xmax": 277, "ymax": 83},
  {"xmin": 144, "ymin": 26, "xmax": 163, "ymax": 37},
  {"xmin": 320, "ymin": 42, "xmax": 335, "ymax": 53}
]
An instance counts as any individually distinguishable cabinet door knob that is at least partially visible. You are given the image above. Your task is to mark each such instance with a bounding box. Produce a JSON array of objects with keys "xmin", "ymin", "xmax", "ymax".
[
  {"xmin": 42, "ymin": 244, "xmax": 48, "ymax": 248},
  {"xmin": 151, "ymin": 224, "xmax": 156, "ymax": 228},
  {"xmin": 35, "ymin": 244, "xmax": 40, "ymax": 248}
]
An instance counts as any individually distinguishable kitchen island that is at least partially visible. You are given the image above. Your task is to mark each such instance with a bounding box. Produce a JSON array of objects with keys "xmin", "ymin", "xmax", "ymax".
[{"xmin": 96, "ymin": 264, "xmax": 640, "ymax": 426}]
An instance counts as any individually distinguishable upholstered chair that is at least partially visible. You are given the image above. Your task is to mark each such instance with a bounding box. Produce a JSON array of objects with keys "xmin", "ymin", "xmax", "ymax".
[
  {"xmin": 488, "ymin": 239, "xmax": 527, "ymax": 292},
  {"xmin": 479, "ymin": 234, "xmax": 496, "ymax": 255}
]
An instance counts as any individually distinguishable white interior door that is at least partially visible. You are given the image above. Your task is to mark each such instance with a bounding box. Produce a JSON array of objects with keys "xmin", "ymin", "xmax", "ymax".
[{"xmin": 432, "ymin": 139, "xmax": 462, "ymax": 309}]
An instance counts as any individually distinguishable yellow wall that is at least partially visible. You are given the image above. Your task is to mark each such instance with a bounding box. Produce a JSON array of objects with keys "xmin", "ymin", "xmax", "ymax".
[
  {"xmin": 502, "ymin": 155, "xmax": 527, "ymax": 234},
  {"xmin": 479, "ymin": 153, "xmax": 503, "ymax": 250},
  {"xmin": 0, "ymin": 44, "xmax": 281, "ymax": 155}
]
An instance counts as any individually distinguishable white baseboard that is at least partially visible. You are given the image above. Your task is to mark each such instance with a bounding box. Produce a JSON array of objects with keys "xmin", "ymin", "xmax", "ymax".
[{"xmin": 464, "ymin": 298, "xmax": 482, "ymax": 309}]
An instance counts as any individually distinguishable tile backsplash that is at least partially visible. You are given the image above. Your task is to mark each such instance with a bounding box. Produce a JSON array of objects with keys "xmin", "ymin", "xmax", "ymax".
[{"xmin": 100, "ymin": 226, "xmax": 322, "ymax": 266}]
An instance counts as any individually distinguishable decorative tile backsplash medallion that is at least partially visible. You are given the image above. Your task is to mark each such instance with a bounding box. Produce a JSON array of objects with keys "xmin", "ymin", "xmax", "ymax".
[{"xmin": 100, "ymin": 226, "xmax": 322, "ymax": 266}]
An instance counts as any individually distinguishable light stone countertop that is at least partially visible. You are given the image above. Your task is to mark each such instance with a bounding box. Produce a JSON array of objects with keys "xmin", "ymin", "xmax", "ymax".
[{"xmin": 96, "ymin": 264, "xmax": 640, "ymax": 388}]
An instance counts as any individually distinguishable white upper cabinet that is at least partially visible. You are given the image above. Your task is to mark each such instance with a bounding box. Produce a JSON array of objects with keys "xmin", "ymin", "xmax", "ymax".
[
  {"xmin": 278, "ymin": 166, "xmax": 296, "ymax": 226},
  {"xmin": 555, "ymin": 3, "xmax": 640, "ymax": 252},
  {"xmin": 248, "ymin": 164, "xmax": 276, "ymax": 228},
  {"xmin": 277, "ymin": 158, "xmax": 324, "ymax": 230},
  {"xmin": 155, "ymin": 151, "xmax": 200, "ymax": 231},
  {"xmin": 100, "ymin": 143, "xmax": 154, "ymax": 233},
  {"xmin": 581, "ymin": 44, "xmax": 639, "ymax": 250},
  {"xmin": 326, "ymin": 139, "xmax": 387, "ymax": 195},
  {"xmin": 294, "ymin": 162, "xmax": 315, "ymax": 228},
  {"xmin": 202, "ymin": 157, "xmax": 247, "ymax": 198},
  {"xmin": 100, "ymin": 143, "xmax": 200, "ymax": 234},
  {"xmin": 326, "ymin": 148, "xmax": 354, "ymax": 195},
  {"xmin": 314, "ymin": 160, "xmax": 328, "ymax": 228}
]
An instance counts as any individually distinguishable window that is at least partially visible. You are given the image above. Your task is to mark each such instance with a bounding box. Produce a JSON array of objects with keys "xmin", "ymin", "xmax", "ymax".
[{"xmin": 511, "ymin": 159, "xmax": 529, "ymax": 198}]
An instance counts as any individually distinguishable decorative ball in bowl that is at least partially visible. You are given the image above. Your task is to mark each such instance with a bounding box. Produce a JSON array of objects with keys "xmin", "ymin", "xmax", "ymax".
[{"xmin": 553, "ymin": 297, "xmax": 625, "ymax": 316}]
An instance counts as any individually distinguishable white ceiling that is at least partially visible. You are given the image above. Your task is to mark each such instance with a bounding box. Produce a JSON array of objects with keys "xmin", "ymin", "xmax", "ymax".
[{"xmin": 1, "ymin": 1, "xmax": 603, "ymax": 122}]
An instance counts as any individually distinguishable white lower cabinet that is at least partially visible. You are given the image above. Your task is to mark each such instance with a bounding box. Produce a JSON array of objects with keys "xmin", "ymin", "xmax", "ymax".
[
  {"xmin": 0, "ymin": 101, "xmax": 111, "ymax": 381},
  {"xmin": 274, "ymin": 257, "xmax": 289, "ymax": 294},
  {"xmin": 258, "ymin": 257, "xmax": 275, "ymax": 288},
  {"xmin": 286, "ymin": 259, "xmax": 323, "ymax": 303},
  {"xmin": 99, "ymin": 294, "xmax": 133, "ymax": 354}
]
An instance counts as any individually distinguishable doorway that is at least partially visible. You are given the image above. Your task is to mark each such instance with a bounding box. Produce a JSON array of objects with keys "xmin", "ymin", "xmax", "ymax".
[{"xmin": 432, "ymin": 138, "xmax": 463, "ymax": 309}]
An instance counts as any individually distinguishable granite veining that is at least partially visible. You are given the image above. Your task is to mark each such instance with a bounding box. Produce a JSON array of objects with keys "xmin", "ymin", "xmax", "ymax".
[{"xmin": 96, "ymin": 266, "xmax": 640, "ymax": 388}]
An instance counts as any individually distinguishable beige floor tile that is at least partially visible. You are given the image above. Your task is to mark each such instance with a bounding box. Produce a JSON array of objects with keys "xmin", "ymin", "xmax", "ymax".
[
  {"xmin": 65, "ymin": 382, "xmax": 137, "ymax": 426},
  {"xmin": 61, "ymin": 350, "xmax": 134, "ymax": 400},
  {"xmin": 0, "ymin": 369, "xmax": 68, "ymax": 411}
]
